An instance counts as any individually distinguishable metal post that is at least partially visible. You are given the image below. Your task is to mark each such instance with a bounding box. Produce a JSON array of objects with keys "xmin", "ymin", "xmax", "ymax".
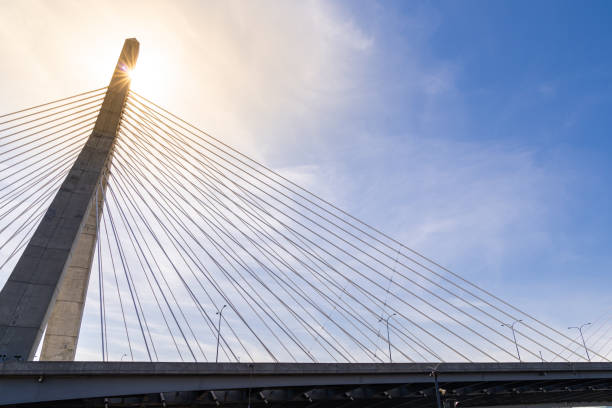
[
  {"xmin": 501, "ymin": 319, "xmax": 522, "ymax": 362},
  {"xmin": 431, "ymin": 371, "xmax": 443, "ymax": 408},
  {"xmin": 569, "ymin": 323, "xmax": 591, "ymax": 362},
  {"xmin": 379, "ymin": 313, "xmax": 396, "ymax": 363},
  {"xmin": 0, "ymin": 38, "xmax": 139, "ymax": 361},
  {"xmin": 216, "ymin": 304, "xmax": 227, "ymax": 363}
]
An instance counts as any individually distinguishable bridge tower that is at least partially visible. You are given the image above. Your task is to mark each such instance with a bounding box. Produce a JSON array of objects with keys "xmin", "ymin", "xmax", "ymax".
[{"xmin": 0, "ymin": 39, "xmax": 139, "ymax": 361}]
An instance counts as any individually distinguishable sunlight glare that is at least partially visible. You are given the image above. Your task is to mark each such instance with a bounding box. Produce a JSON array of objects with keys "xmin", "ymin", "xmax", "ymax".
[{"xmin": 128, "ymin": 47, "xmax": 171, "ymax": 102}]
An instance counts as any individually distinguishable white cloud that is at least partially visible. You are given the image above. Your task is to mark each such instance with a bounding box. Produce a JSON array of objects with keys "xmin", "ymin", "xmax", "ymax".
[{"xmin": 2, "ymin": 1, "xmax": 603, "ymax": 362}]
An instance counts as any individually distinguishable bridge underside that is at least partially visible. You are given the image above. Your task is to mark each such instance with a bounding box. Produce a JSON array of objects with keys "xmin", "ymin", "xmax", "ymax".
[{"xmin": 1, "ymin": 362, "xmax": 611, "ymax": 407}]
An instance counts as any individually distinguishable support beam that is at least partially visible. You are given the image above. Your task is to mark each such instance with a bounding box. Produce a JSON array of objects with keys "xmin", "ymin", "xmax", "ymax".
[
  {"xmin": 0, "ymin": 362, "xmax": 611, "ymax": 407},
  {"xmin": 0, "ymin": 38, "xmax": 139, "ymax": 361}
]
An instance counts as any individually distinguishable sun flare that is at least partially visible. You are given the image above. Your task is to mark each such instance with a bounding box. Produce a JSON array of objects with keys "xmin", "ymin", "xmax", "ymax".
[{"xmin": 127, "ymin": 48, "xmax": 170, "ymax": 100}]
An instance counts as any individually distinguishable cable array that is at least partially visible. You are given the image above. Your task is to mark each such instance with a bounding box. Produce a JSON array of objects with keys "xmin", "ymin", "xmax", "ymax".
[
  {"xmin": 1, "ymin": 88, "xmax": 609, "ymax": 363},
  {"xmin": 553, "ymin": 305, "xmax": 612, "ymax": 362},
  {"xmin": 82, "ymin": 90, "xmax": 608, "ymax": 363},
  {"xmin": 0, "ymin": 88, "xmax": 105, "ymax": 284}
]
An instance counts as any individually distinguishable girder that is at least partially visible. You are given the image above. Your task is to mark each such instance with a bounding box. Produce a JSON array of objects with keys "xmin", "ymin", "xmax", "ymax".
[{"xmin": 0, "ymin": 362, "xmax": 611, "ymax": 407}]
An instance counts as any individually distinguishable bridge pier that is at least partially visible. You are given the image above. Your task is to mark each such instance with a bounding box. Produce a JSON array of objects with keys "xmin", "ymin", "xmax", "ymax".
[
  {"xmin": 0, "ymin": 39, "xmax": 138, "ymax": 361},
  {"xmin": 39, "ymin": 190, "xmax": 102, "ymax": 360}
]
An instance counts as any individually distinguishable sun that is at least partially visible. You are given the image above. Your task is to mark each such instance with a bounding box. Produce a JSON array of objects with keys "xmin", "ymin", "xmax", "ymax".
[
  {"xmin": 127, "ymin": 67, "xmax": 136, "ymax": 81},
  {"xmin": 126, "ymin": 48, "xmax": 169, "ymax": 99}
]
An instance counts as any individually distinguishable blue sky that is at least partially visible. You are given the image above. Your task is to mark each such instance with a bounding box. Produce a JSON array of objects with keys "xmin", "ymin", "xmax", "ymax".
[
  {"xmin": 0, "ymin": 0, "xmax": 611, "ymax": 359},
  {"xmin": 312, "ymin": 0, "xmax": 612, "ymax": 322},
  {"xmin": 238, "ymin": 0, "xmax": 612, "ymax": 325}
]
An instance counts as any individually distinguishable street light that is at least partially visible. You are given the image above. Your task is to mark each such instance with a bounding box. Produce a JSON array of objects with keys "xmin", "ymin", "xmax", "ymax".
[
  {"xmin": 501, "ymin": 319, "xmax": 523, "ymax": 362},
  {"xmin": 216, "ymin": 304, "xmax": 227, "ymax": 363},
  {"xmin": 568, "ymin": 322, "xmax": 592, "ymax": 362},
  {"xmin": 379, "ymin": 313, "xmax": 397, "ymax": 363}
]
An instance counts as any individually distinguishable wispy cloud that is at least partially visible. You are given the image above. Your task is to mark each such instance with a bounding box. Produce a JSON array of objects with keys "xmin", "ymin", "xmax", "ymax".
[{"xmin": 2, "ymin": 1, "xmax": 608, "ymax": 361}]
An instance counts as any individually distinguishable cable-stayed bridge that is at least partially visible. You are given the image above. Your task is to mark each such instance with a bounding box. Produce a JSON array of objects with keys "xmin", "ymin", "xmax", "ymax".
[{"xmin": 0, "ymin": 39, "xmax": 610, "ymax": 407}]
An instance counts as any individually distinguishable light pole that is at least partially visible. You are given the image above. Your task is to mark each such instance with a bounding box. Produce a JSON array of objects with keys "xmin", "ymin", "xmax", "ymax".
[
  {"xmin": 379, "ymin": 313, "xmax": 397, "ymax": 363},
  {"xmin": 501, "ymin": 319, "xmax": 523, "ymax": 362},
  {"xmin": 216, "ymin": 304, "xmax": 227, "ymax": 363},
  {"xmin": 568, "ymin": 322, "xmax": 591, "ymax": 362}
]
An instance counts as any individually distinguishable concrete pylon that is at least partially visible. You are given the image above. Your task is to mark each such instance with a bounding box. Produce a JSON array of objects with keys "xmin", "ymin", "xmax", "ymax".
[
  {"xmin": 0, "ymin": 38, "xmax": 139, "ymax": 361},
  {"xmin": 39, "ymin": 177, "xmax": 107, "ymax": 361}
]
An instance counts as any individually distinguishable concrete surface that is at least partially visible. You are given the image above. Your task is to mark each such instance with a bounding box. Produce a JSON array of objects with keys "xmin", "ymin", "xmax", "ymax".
[{"xmin": 0, "ymin": 38, "xmax": 139, "ymax": 361}]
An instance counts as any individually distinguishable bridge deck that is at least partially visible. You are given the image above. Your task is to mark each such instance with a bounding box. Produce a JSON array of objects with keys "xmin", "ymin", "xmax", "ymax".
[{"xmin": 1, "ymin": 361, "xmax": 611, "ymax": 407}]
